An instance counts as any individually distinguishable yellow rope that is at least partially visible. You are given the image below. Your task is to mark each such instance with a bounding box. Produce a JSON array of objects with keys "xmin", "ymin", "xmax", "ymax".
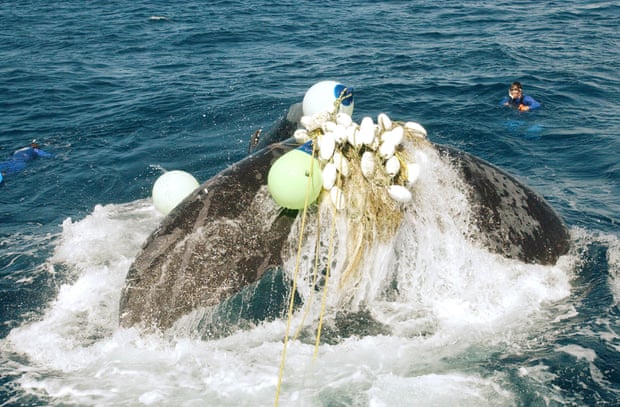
[
  {"xmin": 272, "ymin": 96, "xmax": 433, "ymax": 405},
  {"xmin": 293, "ymin": 210, "xmax": 321, "ymax": 341},
  {"xmin": 274, "ymin": 142, "xmax": 318, "ymax": 407},
  {"xmin": 274, "ymin": 90, "xmax": 353, "ymax": 404},
  {"xmin": 314, "ymin": 200, "xmax": 338, "ymax": 358}
]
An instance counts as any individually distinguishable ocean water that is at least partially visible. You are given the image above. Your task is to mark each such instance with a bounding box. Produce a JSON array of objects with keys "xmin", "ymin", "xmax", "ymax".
[{"xmin": 1, "ymin": 0, "xmax": 619, "ymax": 405}]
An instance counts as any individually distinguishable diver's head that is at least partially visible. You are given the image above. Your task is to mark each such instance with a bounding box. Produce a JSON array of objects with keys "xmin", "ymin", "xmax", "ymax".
[
  {"xmin": 30, "ymin": 139, "xmax": 39, "ymax": 149},
  {"xmin": 508, "ymin": 82, "xmax": 523, "ymax": 100}
]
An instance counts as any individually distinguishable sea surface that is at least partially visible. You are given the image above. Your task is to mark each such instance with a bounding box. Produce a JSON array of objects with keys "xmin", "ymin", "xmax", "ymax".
[{"xmin": 1, "ymin": 0, "xmax": 619, "ymax": 406}]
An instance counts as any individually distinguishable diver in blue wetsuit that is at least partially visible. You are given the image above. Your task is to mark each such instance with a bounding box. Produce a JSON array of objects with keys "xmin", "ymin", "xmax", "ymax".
[
  {"xmin": 0, "ymin": 140, "xmax": 54, "ymax": 182},
  {"xmin": 500, "ymin": 81, "xmax": 541, "ymax": 112}
]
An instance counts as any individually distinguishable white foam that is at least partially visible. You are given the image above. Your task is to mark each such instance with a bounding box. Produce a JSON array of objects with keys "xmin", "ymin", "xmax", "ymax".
[
  {"xmin": 283, "ymin": 145, "xmax": 572, "ymax": 338},
  {"xmin": 367, "ymin": 372, "xmax": 514, "ymax": 406},
  {"xmin": 5, "ymin": 200, "xmax": 161, "ymax": 371},
  {"xmin": 0, "ymin": 149, "xmax": 579, "ymax": 405},
  {"xmin": 600, "ymin": 231, "xmax": 620, "ymax": 306},
  {"xmin": 557, "ymin": 344, "xmax": 597, "ymax": 362}
]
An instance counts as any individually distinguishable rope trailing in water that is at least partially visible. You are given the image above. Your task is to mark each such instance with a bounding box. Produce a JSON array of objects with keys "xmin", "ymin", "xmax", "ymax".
[
  {"xmin": 314, "ymin": 195, "xmax": 339, "ymax": 358},
  {"xmin": 274, "ymin": 140, "xmax": 319, "ymax": 407},
  {"xmin": 274, "ymin": 88, "xmax": 430, "ymax": 405},
  {"xmin": 275, "ymin": 90, "xmax": 351, "ymax": 406},
  {"xmin": 293, "ymin": 210, "xmax": 321, "ymax": 341}
]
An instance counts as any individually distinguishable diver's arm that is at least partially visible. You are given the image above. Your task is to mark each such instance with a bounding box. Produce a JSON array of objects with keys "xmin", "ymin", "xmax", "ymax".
[
  {"xmin": 34, "ymin": 148, "xmax": 54, "ymax": 158},
  {"xmin": 522, "ymin": 95, "xmax": 541, "ymax": 110}
]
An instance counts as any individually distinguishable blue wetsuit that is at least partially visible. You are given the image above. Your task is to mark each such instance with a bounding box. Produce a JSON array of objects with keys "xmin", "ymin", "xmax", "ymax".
[
  {"xmin": 0, "ymin": 146, "xmax": 54, "ymax": 177},
  {"xmin": 500, "ymin": 94, "xmax": 541, "ymax": 111}
]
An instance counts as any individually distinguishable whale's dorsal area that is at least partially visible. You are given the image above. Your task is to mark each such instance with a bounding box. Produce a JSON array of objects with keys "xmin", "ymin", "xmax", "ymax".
[
  {"xmin": 437, "ymin": 144, "xmax": 570, "ymax": 265},
  {"xmin": 119, "ymin": 106, "xmax": 570, "ymax": 331}
]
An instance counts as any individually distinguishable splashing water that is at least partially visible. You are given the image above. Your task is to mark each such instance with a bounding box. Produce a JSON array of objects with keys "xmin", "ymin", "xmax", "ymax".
[
  {"xmin": 282, "ymin": 143, "xmax": 571, "ymax": 340},
  {"xmin": 0, "ymin": 146, "xmax": 583, "ymax": 406}
]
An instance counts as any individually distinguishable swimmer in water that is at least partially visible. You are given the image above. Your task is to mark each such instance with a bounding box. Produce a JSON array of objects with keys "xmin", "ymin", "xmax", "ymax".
[
  {"xmin": 500, "ymin": 81, "xmax": 541, "ymax": 112},
  {"xmin": 0, "ymin": 140, "xmax": 54, "ymax": 182}
]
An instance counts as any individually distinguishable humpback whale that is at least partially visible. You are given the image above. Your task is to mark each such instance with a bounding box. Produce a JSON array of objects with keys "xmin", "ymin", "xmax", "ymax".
[{"xmin": 119, "ymin": 102, "xmax": 571, "ymax": 332}]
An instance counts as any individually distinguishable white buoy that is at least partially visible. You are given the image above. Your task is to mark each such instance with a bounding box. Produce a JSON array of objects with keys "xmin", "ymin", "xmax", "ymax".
[
  {"xmin": 322, "ymin": 121, "xmax": 337, "ymax": 134},
  {"xmin": 377, "ymin": 113, "xmax": 393, "ymax": 131},
  {"xmin": 358, "ymin": 116, "xmax": 376, "ymax": 146},
  {"xmin": 382, "ymin": 126, "xmax": 404, "ymax": 146},
  {"xmin": 405, "ymin": 121, "xmax": 428, "ymax": 138},
  {"xmin": 332, "ymin": 124, "xmax": 347, "ymax": 144},
  {"xmin": 361, "ymin": 151, "xmax": 376, "ymax": 179},
  {"xmin": 302, "ymin": 80, "xmax": 354, "ymax": 116},
  {"xmin": 387, "ymin": 185, "xmax": 412, "ymax": 203},
  {"xmin": 294, "ymin": 128, "xmax": 310, "ymax": 143},
  {"xmin": 300, "ymin": 111, "xmax": 331, "ymax": 131},
  {"xmin": 336, "ymin": 112, "xmax": 353, "ymax": 127},
  {"xmin": 152, "ymin": 170, "xmax": 200, "ymax": 215},
  {"xmin": 346, "ymin": 125, "xmax": 359, "ymax": 147},
  {"xmin": 378, "ymin": 140, "xmax": 396, "ymax": 159},
  {"xmin": 322, "ymin": 162, "xmax": 337, "ymax": 190},
  {"xmin": 385, "ymin": 155, "xmax": 401, "ymax": 177},
  {"xmin": 330, "ymin": 186, "xmax": 345, "ymax": 210},
  {"xmin": 318, "ymin": 132, "xmax": 336, "ymax": 161},
  {"xmin": 332, "ymin": 151, "xmax": 350, "ymax": 177}
]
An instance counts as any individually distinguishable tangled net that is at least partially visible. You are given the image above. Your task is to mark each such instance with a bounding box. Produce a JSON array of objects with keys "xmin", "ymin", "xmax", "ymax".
[
  {"xmin": 294, "ymin": 89, "xmax": 431, "ymax": 287},
  {"xmin": 275, "ymin": 90, "xmax": 433, "ymax": 405}
]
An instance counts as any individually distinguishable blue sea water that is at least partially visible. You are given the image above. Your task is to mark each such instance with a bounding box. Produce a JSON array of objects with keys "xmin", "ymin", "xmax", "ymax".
[{"xmin": 1, "ymin": 0, "xmax": 619, "ymax": 405}]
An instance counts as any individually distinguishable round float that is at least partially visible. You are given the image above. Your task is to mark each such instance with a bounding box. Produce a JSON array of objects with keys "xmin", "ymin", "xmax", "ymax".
[
  {"xmin": 152, "ymin": 170, "xmax": 199, "ymax": 215},
  {"xmin": 268, "ymin": 148, "xmax": 323, "ymax": 210}
]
